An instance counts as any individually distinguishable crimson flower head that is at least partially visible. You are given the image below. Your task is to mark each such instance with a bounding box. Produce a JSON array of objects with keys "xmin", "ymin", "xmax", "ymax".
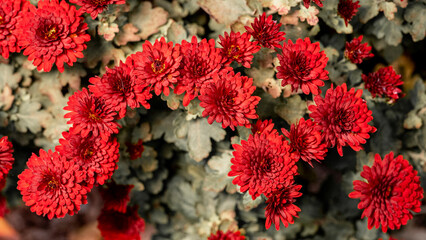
[
  {"xmin": 362, "ymin": 66, "xmax": 404, "ymax": 102},
  {"xmin": 229, "ymin": 132, "xmax": 297, "ymax": 199},
  {"xmin": 277, "ymin": 38, "xmax": 329, "ymax": 95},
  {"xmin": 349, "ymin": 152, "xmax": 423, "ymax": 232},
  {"xmin": 17, "ymin": 149, "xmax": 90, "ymax": 219},
  {"xmin": 199, "ymin": 71, "xmax": 260, "ymax": 130},
  {"xmin": 303, "ymin": 0, "xmax": 324, "ymax": 8},
  {"xmin": 344, "ymin": 35, "xmax": 374, "ymax": 64},
  {"xmin": 126, "ymin": 139, "xmax": 144, "ymax": 160},
  {"xmin": 89, "ymin": 60, "xmax": 152, "ymax": 119},
  {"xmin": 208, "ymin": 230, "xmax": 245, "ymax": 240},
  {"xmin": 265, "ymin": 182, "xmax": 302, "ymax": 230},
  {"xmin": 0, "ymin": 136, "xmax": 13, "ymax": 183},
  {"xmin": 218, "ymin": 31, "xmax": 260, "ymax": 68},
  {"xmin": 251, "ymin": 119, "xmax": 277, "ymax": 136},
  {"xmin": 244, "ymin": 13, "xmax": 285, "ymax": 49},
  {"xmin": 133, "ymin": 37, "xmax": 182, "ymax": 96},
  {"xmin": 174, "ymin": 36, "xmax": 230, "ymax": 106},
  {"xmin": 64, "ymin": 88, "xmax": 121, "ymax": 142},
  {"xmin": 0, "ymin": 194, "xmax": 7, "ymax": 217},
  {"xmin": 99, "ymin": 182, "xmax": 134, "ymax": 213},
  {"xmin": 0, "ymin": 0, "xmax": 30, "ymax": 59},
  {"xmin": 98, "ymin": 206, "xmax": 145, "ymax": 240},
  {"xmin": 70, "ymin": 0, "xmax": 126, "ymax": 19},
  {"xmin": 16, "ymin": 0, "xmax": 90, "ymax": 72},
  {"xmin": 56, "ymin": 131, "xmax": 119, "ymax": 186},
  {"xmin": 338, "ymin": 0, "xmax": 360, "ymax": 26},
  {"xmin": 309, "ymin": 83, "xmax": 376, "ymax": 156},
  {"xmin": 282, "ymin": 118, "xmax": 327, "ymax": 167}
]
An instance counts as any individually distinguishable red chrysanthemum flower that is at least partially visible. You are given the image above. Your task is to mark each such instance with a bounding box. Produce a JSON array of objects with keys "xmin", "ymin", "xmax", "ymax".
[
  {"xmin": 218, "ymin": 31, "xmax": 260, "ymax": 68},
  {"xmin": 349, "ymin": 152, "xmax": 424, "ymax": 232},
  {"xmin": 126, "ymin": 139, "xmax": 144, "ymax": 160},
  {"xmin": 277, "ymin": 37, "xmax": 329, "ymax": 95},
  {"xmin": 64, "ymin": 88, "xmax": 121, "ymax": 142},
  {"xmin": 0, "ymin": 136, "xmax": 13, "ymax": 183},
  {"xmin": 281, "ymin": 118, "xmax": 327, "ymax": 167},
  {"xmin": 208, "ymin": 230, "xmax": 245, "ymax": 240},
  {"xmin": 199, "ymin": 71, "xmax": 260, "ymax": 130},
  {"xmin": 228, "ymin": 132, "xmax": 297, "ymax": 199},
  {"xmin": 89, "ymin": 60, "xmax": 152, "ymax": 119},
  {"xmin": 16, "ymin": 0, "xmax": 90, "ymax": 72},
  {"xmin": 244, "ymin": 13, "xmax": 285, "ymax": 49},
  {"xmin": 337, "ymin": 0, "xmax": 360, "ymax": 26},
  {"xmin": 0, "ymin": 0, "xmax": 30, "ymax": 59},
  {"xmin": 132, "ymin": 37, "xmax": 182, "ymax": 96},
  {"xmin": 308, "ymin": 83, "xmax": 376, "ymax": 156},
  {"xmin": 0, "ymin": 194, "xmax": 7, "ymax": 217},
  {"xmin": 99, "ymin": 181, "xmax": 134, "ymax": 213},
  {"xmin": 56, "ymin": 131, "xmax": 119, "ymax": 186},
  {"xmin": 344, "ymin": 35, "xmax": 374, "ymax": 64},
  {"xmin": 251, "ymin": 119, "xmax": 277, "ymax": 136},
  {"xmin": 98, "ymin": 206, "xmax": 145, "ymax": 240},
  {"xmin": 265, "ymin": 182, "xmax": 302, "ymax": 230},
  {"xmin": 362, "ymin": 66, "xmax": 404, "ymax": 102},
  {"xmin": 174, "ymin": 36, "xmax": 230, "ymax": 106},
  {"xmin": 17, "ymin": 149, "xmax": 89, "ymax": 219},
  {"xmin": 70, "ymin": 0, "xmax": 126, "ymax": 19},
  {"xmin": 303, "ymin": 0, "xmax": 324, "ymax": 8}
]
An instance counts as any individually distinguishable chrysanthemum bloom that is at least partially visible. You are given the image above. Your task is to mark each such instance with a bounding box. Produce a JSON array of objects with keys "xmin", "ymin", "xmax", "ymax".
[
  {"xmin": 229, "ymin": 132, "xmax": 297, "ymax": 199},
  {"xmin": 0, "ymin": 0, "xmax": 30, "ymax": 59},
  {"xmin": 99, "ymin": 182, "xmax": 134, "ymax": 213},
  {"xmin": 265, "ymin": 182, "xmax": 302, "ymax": 230},
  {"xmin": 174, "ymin": 36, "xmax": 230, "ymax": 106},
  {"xmin": 98, "ymin": 206, "xmax": 145, "ymax": 240},
  {"xmin": 362, "ymin": 66, "xmax": 404, "ymax": 102},
  {"xmin": 16, "ymin": 0, "xmax": 90, "ymax": 72},
  {"xmin": 308, "ymin": 83, "xmax": 376, "ymax": 156},
  {"xmin": 0, "ymin": 136, "xmax": 13, "ymax": 183},
  {"xmin": 344, "ymin": 35, "xmax": 374, "ymax": 64},
  {"xmin": 218, "ymin": 31, "xmax": 260, "ymax": 68},
  {"xmin": 17, "ymin": 149, "xmax": 89, "ymax": 219},
  {"xmin": 282, "ymin": 118, "xmax": 327, "ymax": 167},
  {"xmin": 303, "ymin": 0, "xmax": 324, "ymax": 8},
  {"xmin": 199, "ymin": 71, "xmax": 260, "ymax": 130},
  {"xmin": 337, "ymin": 0, "xmax": 360, "ymax": 26},
  {"xmin": 349, "ymin": 152, "xmax": 424, "ymax": 232},
  {"xmin": 208, "ymin": 230, "xmax": 245, "ymax": 240},
  {"xmin": 132, "ymin": 37, "xmax": 182, "ymax": 96},
  {"xmin": 56, "ymin": 131, "xmax": 119, "ymax": 186},
  {"xmin": 125, "ymin": 139, "xmax": 144, "ymax": 160},
  {"xmin": 277, "ymin": 38, "xmax": 329, "ymax": 95},
  {"xmin": 64, "ymin": 88, "xmax": 121, "ymax": 142},
  {"xmin": 244, "ymin": 13, "xmax": 285, "ymax": 49},
  {"xmin": 70, "ymin": 0, "xmax": 126, "ymax": 19},
  {"xmin": 251, "ymin": 119, "xmax": 277, "ymax": 136},
  {"xmin": 89, "ymin": 60, "xmax": 152, "ymax": 119}
]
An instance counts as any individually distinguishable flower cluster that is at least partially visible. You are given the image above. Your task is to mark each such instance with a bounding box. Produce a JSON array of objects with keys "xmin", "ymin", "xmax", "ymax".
[
  {"xmin": 208, "ymin": 230, "xmax": 245, "ymax": 240},
  {"xmin": 229, "ymin": 120, "xmax": 301, "ymax": 230},
  {"xmin": 362, "ymin": 66, "xmax": 404, "ymax": 102},
  {"xmin": 0, "ymin": 136, "xmax": 14, "ymax": 183},
  {"xmin": 349, "ymin": 152, "xmax": 423, "ymax": 232},
  {"xmin": 277, "ymin": 37, "xmax": 329, "ymax": 95},
  {"xmin": 309, "ymin": 83, "xmax": 376, "ymax": 156},
  {"xmin": 16, "ymin": 0, "xmax": 90, "ymax": 72},
  {"xmin": 345, "ymin": 35, "xmax": 374, "ymax": 64}
]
